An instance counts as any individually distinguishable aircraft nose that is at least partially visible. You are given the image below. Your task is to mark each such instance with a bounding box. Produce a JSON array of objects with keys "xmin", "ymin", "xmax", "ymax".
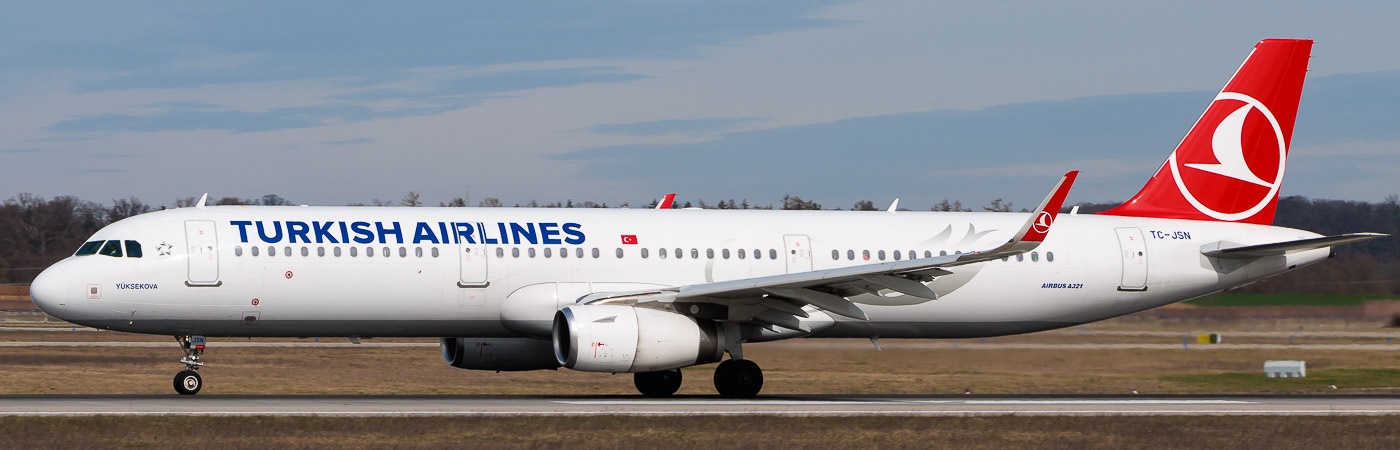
[{"xmin": 29, "ymin": 263, "xmax": 69, "ymax": 316}]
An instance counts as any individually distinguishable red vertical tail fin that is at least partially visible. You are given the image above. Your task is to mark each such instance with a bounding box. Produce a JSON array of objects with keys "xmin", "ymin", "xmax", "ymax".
[{"xmin": 1101, "ymin": 39, "xmax": 1312, "ymax": 225}]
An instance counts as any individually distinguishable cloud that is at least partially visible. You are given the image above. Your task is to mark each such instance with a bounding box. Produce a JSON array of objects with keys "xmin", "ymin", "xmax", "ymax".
[
  {"xmin": 554, "ymin": 70, "xmax": 1400, "ymax": 206},
  {"xmin": 0, "ymin": 148, "xmax": 46, "ymax": 154},
  {"xmin": 0, "ymin": 2, "xmax": 843, "ymax": 91},
  {"xmin": 322, "ymin": 138, "xmax": 374, "ymax": 146},
  {"xmin": 590, "ymin": 117, "xmax": 760, "ymax": 137}
]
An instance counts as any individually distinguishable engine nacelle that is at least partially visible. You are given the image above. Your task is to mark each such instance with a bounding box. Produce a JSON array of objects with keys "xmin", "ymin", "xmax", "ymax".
[
  {"xmin": 552, "ymin": 305, "xmax": 728, "ymax": 373},
  {"xmin": 440, "ymin": 337, "xmax": 560, "ymax": 371}
]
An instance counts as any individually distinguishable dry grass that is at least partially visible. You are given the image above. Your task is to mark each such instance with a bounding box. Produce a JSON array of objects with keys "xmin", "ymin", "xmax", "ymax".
[
  {"xmin": 2, "ymin": 340, "xmax": 1400, "ymax": 395},
  {"xmin": 1, "ymin": 416, "xmax": 1399, "ymax": 449}
]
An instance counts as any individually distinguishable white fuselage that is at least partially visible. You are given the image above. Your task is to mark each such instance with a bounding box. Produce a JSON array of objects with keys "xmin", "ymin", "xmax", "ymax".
[{"xmin": 30, "ymin": 206, "xmax": 1328, "ymax": 339}]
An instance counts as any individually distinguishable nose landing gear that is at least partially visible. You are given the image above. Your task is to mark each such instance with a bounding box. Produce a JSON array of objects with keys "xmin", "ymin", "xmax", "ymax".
[{"xmin": 174, "ymin": 335, "xmax": 205, "ymax": 395}]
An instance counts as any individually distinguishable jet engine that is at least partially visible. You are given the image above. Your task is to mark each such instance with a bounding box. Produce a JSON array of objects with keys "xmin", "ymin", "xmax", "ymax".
[
  {"xmin": 440, "ymin": 337, "xmax": 560, "ymax": 371},
  {"xmin": 552, "ymin": 304, "xmax": 728, "ymax": 373}
]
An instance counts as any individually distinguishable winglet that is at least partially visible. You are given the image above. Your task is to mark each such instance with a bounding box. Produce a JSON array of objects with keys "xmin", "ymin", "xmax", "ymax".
[
  {"xmin": 656, "ymin": 193, "xmax": 676, "ymax": 210},
  {"xmin": 1018, "ymin": 170, "xmax": 1078, "ymax": 243},
  {"xmin": 886, "ymin": 198, "xmax": 900, "ymax": 214},
  {"xmin": 195, "ymin": 193, "xmax": 209, "ymax": 209},
  {"xmin": 974, "ymin": 171, "xmax": 1077, "ymax": 257}
]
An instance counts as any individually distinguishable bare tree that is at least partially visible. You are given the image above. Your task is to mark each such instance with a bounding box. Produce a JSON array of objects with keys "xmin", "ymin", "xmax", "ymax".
[
  {"xmin": 400, "ymin": 191, "xmax": 422, "ymax": 207},
  {"xmin": 478, "ymin": 197, "xmax": 503, "ymax": 207}
]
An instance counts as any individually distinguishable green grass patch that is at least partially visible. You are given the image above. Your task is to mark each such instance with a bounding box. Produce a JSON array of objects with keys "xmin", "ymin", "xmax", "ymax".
[
  {"xmin": 1161, "ymin": 368, "xmax": 1400, "ymax": 392},
  {"xmin": 1185, "ymin": 293, "xmax": 1391, "ymax": 307}
]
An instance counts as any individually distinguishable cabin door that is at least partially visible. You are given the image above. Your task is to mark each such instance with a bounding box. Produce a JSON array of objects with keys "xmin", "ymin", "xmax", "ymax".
[
  {"xmin": 1115, "ymin": 227, "xmax": 1148, "ymax": 291},
  {"xmin": 184, "ymin": 220, "xmax": 221, "ymax": 286},
  {"xmin": 458, "ymin": 222, "xmax": 489, "ymax": 287}
]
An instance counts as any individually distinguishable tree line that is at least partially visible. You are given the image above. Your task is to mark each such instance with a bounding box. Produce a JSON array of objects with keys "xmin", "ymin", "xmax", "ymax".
[{"xmin": 1, "ymin": 192, "xmax": 1394, "ymax": 295}]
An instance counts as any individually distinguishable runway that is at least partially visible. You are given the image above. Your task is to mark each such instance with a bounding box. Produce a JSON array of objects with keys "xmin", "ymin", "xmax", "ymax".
[
  {"xmin": 1, "ymin": 395, "xmax": 1397, "ymax": 416},
  {"xmin": 4, "ymin": 341, "xmax": 1399, "ymax": 350}
]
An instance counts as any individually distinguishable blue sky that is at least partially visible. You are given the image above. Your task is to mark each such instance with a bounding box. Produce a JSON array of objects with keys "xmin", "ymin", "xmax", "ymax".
[{"xmin": 2, "ymin": 1, "xmax": 1397, "ymax": 209}]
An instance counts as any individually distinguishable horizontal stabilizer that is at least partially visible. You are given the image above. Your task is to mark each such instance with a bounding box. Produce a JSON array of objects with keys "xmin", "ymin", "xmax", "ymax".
[{"xmin": 1203, "ymin": 233, "xmax": 1388, "ymax": 259}]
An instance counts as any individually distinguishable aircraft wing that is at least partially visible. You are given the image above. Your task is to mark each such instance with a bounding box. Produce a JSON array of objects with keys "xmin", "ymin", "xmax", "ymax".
[
  {"xmin": 580, "ymin": 171, "xmax": 1078, "ymax": 330},
  {"xmin": 1202, "ymin": 233, "xmax": 1388, "ymax": 259}
]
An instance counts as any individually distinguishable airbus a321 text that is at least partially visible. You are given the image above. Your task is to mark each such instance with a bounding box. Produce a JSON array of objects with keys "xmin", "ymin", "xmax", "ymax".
[{"xmin": 30, "ymin": 39, "xmax": 1386, "ymax": 397}]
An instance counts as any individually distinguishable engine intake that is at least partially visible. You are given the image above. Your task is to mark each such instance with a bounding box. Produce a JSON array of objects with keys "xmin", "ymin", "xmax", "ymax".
[
  {"xmin": 553, "ymin": 304, "xmax": 727, "ymax": 373},
  {"xmin": 440, "ymin": 337, "xmax": 559, "ymax": 371}
]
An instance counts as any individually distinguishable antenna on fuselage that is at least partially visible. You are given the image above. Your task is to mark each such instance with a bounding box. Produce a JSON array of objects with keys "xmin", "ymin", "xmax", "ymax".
[{"xmin": 195, "ymin": 193, "xmax": 208, "ymax": 209}]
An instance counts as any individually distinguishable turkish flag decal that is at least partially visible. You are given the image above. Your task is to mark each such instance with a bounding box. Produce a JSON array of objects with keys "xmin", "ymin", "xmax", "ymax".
[{"xmin": 620, "ymin": 235, "xmax": 638, "ymax": 245}]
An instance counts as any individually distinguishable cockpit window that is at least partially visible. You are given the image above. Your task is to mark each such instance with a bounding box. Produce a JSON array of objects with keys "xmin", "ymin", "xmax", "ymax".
[
  {"xmin": 75, "ymin": 241, "xmax": 103, "ymax": 256},
  {"xmin": 98, "ymin": 240, "xmax": 123, "ymax": 257},
  {"xmin": 124, "ymin": 240, "xmax": 143, "ymax": 258}
]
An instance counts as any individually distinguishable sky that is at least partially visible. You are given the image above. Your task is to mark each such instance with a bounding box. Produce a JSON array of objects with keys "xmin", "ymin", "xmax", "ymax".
[{"xmin": 2, "ymin": 0, "xmax": 1398, "ymax": 210}]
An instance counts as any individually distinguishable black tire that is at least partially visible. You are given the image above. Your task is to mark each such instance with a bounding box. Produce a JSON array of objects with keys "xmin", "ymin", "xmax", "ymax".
[
  {"xmin": 634, "ymin": 370, "xmax": 683, "ymax": 397},
  {"xmin": 174, "ymin": 370, "xmax": 202, "ymax": 395},
  {"xmin": 714, "ymin": 359, "xmax": 762, "ymax": 398}
]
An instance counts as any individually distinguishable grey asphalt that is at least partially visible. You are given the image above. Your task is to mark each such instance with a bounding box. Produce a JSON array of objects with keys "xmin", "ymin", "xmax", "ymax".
[
  {"xmin": 1, "ymin": 395, "xmax": 1397, "ymax": 416},
  {"xmin": 3, "ymin": 341, "xmax": 1398, "ymax": 350}
]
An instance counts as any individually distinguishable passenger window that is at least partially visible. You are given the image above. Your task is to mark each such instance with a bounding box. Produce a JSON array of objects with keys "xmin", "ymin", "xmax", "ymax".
[
  {"xmin": 1031, "ymin": 251, "xmax": 1039, "ymax": 262},
  {"xmin": 722, "ymin": 249, "xmax": 730, "ymax": 259},
  {"xmin": 1002, "ymin": 256, "xmax": 1009, "ymax": 262},
  {"xmin": 940, "ymin": 250, "xmax": 947, "ymax": 256},
  {"xmin": 737, "ymin": 249, "xmax": 745, "ymax": 259},
  {"xmin": 252, "ymin": 246, "xmax": 260, "ymax": 256},
  {"xmin": 924, "ymin": 251, "xmax": 932, "ymax": 258},
  {"xmin": 284, "ymin": 246, "xmax": 292, "ymax": 257},
  {"xmin": 706, "ymin": 249, "xmax": 714, "ymax": 259},
  {"xmin": 658, "ymin": 248, "xmax": 667, "ymax": 259},
  {"xmin": 544, "ymin": 248, "xmax": 552, "ymax": 258},
  {"xmin": 559, "ymin": 247, "xmax": 567, "ymax": 258},
  {"xmin": 576, "ymin": 248, "xmax": 584, "ymax": 258},
  {"xmin": 847, "ymin": 250, "xmax": 854, "ymax": 260},
  {"xmin": 593, "ymin": 248, "xmax": 601, "ymax": 258},
  {"xmin": 691, "ymin": 248, "xmax": 699, "ymax": 259},
  {"xmin": 675, "ymin": 248, "xmax": 683, "ymax": 259},
  {"xmin": 268, "ymin": 246, "xmax": 276, "ymax": 257},
  {"xmin": 641, "ymin": 248, "xmax": 649, "ymax": 259},
  {"xmin": 365, "ymin": 247, "xmax": 373, "ymax": 257},
  {"xmin": 878, "ymin": 250, "xmax": 886, "ymax": 261},
  {"xmin": 512, "ymin": 248, "xmax": 520, "ymax": 258},
  {"xmin": 382, "ymin": 247, "xmax": 389, "ymax": 257},
  {"xmin": 496, "ymin": 248, "xmax": 504, "ymax": 258},
  {"xmin": 753, "ymin": 249, "xmax": 761, "ymax": 260},
  {"xmin": 616, "ymin": 248, "xmax": 624, "ymax": 258},
  {"xmin": 908, "ymin": 250, "xmax": 916, "ymax": 260},
  {"xmin": 770, "ymin": 249, "xmax": 777, "ymax": 260},
  {"xmin": 432, "ymin": 247, "xmax": 440, "ymax": 258},
  {"xmin": 528, "ymin": 248, "xmax": 537, "ymax": 258},
  {"xmin": 76, "ymin": 241, "xmax": 103, "ymax": 256},
  {"xmin": 399, "ymin": 247, "xmax": 407, "ymax": 257},
  {"xmin": 334, "ymin": 247, "xmax": 342, "ymax": 257},
  {"xmin": 350, "ymin": 247, "xmax": 358, "ymax": 257},
  {"xmin": 862, "ymin": 250, "xmax": 870, "ymax": 261},
  {"xmin": 124, "ymin": 240, "xmax": 142, "ymax": 258},
  {"xmin": 318, "ymin": 247, "xmax": 327, "ymax": 257},
  {"xmin": 414, "ymin": 247, "xmax": 421, "ymax": 257},
  {"xmin": 234, "ymin": 246, "xmax": 243, "ymax": 257},
  {"xmin": 832, "ymin": 250, "xmax": 839, "ymax": 260},
  {"xmin": 1047, "ymin": 251, "xmax": 1055, "ymax": 262},
  {"xmin": 301, "ymin": 247, "xmax": 309, "ymax": 257},
  {"xmin": 892, "ymin": 250, "xmax": 901, "ymax": 261},
  {"xmin": 1016, "ymin": 253, "xmax": 1023, "ymax": 262}
]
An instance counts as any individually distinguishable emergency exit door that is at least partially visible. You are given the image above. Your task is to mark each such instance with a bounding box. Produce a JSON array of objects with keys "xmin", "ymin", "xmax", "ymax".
[
  {"xmin": 783, "ymin": 234, "xmax": 813, "ymax": 274},
  {"xmin": 184, "ymin": 220, "xmax": 220, "ymax": 286}
]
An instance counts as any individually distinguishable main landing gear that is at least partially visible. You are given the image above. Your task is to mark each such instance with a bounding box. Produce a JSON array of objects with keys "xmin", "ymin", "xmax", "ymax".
[
  {"xmin": 714, "ymin": 359, "xmax": 763, "ymax": 398},
  {"xmin": 630, "ymin": 358, "xmax": 765, "ymax": 398},
  {"xmin": 174, "ymin": 335, "xmax": 205, "ymax": 395}
]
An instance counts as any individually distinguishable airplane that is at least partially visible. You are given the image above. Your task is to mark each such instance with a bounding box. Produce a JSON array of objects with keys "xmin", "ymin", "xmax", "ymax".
[{"xmin": 28, "ymin": 39, "xmax": 1386, "ymax": 397}]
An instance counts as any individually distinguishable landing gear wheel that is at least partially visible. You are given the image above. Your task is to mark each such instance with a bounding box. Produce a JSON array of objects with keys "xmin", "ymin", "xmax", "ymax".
[
  {"xmin": 634, "ymin": 370, "xmax": 683, "ymax": 397},
  {"xmin": 174, "ymin": 370, "xmax": 202, "ymax": 395},
  {"xmin": 714, "ymin": 359, "xmax": 763, "ymax": 398}
]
